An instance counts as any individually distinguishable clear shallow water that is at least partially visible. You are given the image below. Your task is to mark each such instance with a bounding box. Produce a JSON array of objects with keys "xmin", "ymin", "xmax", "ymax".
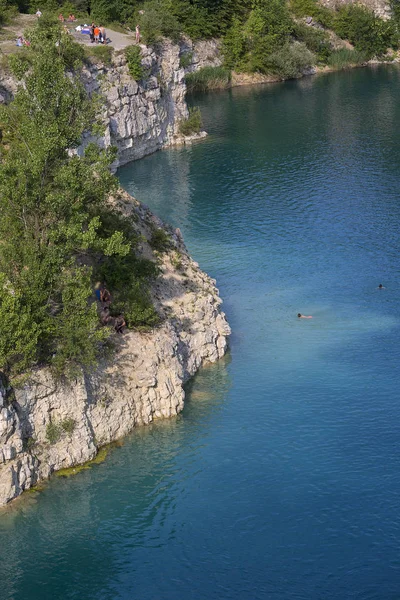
[{"xmin": 2, "ymin": 67, "xmax": 400, "ymax": 600}]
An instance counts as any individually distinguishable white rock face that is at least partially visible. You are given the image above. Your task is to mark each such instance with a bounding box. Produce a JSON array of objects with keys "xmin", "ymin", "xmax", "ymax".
[
  {"xmin": 78, "ymin": 38, "xmax": 221, "ymax": 169},
  {"xmin": 0, "ymin": 192, "xmax": 231, "ymax": 506}
]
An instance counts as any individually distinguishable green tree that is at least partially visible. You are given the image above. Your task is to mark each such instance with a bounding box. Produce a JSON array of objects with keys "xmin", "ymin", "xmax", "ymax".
[
  {"xmin": 0, "ymin": 19, "xmax": 132, "ymax": 379},
  {"xmin": 334, "ymin": 4, "xmax": 397, "ymax": 57}
]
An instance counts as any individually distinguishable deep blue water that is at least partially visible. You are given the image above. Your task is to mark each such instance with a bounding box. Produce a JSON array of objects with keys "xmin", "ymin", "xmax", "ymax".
[{"xmin": 2, "ymin": 66, "xmax": 400, "ymax": 600}]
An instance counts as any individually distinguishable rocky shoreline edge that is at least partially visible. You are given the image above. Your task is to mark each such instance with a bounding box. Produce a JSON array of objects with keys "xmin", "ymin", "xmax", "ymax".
[{"xmin": 0, "ymin": 190, "xmax": 231, "ymax": 506}]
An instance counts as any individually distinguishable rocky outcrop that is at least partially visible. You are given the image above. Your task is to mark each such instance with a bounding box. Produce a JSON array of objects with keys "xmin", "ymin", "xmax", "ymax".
[
  {"xmin": 0, "ymin": 191, "xmax": 231, "ymax": 506},
  {"xmin": 79, "ymin": 38, "xmax": 220, "ymax": 169}
]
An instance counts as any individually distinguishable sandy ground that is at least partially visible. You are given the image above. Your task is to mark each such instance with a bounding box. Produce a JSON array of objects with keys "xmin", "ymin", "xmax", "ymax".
[{"xmin": 0, "ymin": 13, "xmax": 136, "ymax": 55}]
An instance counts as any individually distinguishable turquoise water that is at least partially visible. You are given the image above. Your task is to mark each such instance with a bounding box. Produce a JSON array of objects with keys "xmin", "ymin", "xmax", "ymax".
[{"xmin": 2, "ymin": 67, "xmax": 400, "ymax": 599}]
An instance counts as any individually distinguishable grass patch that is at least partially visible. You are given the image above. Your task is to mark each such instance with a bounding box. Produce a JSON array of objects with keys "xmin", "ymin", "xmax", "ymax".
[
  {"xmin": 178, "ymin": 106, "xmax": 202, "ymax": 136},
  {"xmin": 327, "ymin": 48, "xmax": 366, "ymax": 69},
  {"xmin": 84, "ymin": 45, "xmax": 113, "ymax": 65},
  {"xmin": 185, "ymin": 66, "xmax": 231, "ymax": 93}
]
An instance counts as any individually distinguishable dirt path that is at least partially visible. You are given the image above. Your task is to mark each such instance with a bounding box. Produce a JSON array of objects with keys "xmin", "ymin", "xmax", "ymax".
[
  {"xmin": 0, "ymin": 14, "xmax": 136, "ymax": 55},
  {"xmin": 68, "ymin": 24, "xmax": 136, "ymax": 51}
]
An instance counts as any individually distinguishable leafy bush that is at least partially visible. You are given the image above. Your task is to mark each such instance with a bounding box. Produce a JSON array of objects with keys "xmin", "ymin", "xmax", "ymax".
[
  {"xmin": 125, "ymin": 45, "xmax": 143, "ymax": 80},
  {"xmin": 179, "ymin": 51, "xmax": 193, "ymax": 68},
  {"xmin": 267, "ymin": 42, "xmax": 315, "ymax": 79},
  {"xmin": 327, "ymin": 48, "xmax": 367, "ymax": 68},
  {"xmin": 97, "ymin": 237, "xmax": 160, "ymax": 330},
  {"xmin": 46, "ymin": 422, "xmax": 62, "ymax": 444},
  {"xmin": 292, "ymin": 22, "xmax": 331, "ymax": 63},
  {"xmin": 185, "ymin": 66, "xmax": 231, "ymax": 93},
  {"xmin": 333, "ymin": 4, "xmax": 397, "ymax": 58},
  {"xmin": 113, "ymin": 282, "xmax": 160, "ymax": 330},
  {"xmin": 149, "ymin": 228, "xmax": 172, "ymax": 252},
  {"xmin": 178, "ymin": 106, "xmax": 202, "ymax": 136}
]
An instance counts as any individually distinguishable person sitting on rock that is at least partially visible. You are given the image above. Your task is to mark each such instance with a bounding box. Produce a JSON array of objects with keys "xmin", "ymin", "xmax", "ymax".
[
  {"xmin": 114, "ymin": 315, "xmax": 126, "ymax": 334},
  {"xmin": 58, "ymin": 13, "xmax": 65, "ymax": 21},
  {"xmin": 100, "ymin": 284, "xmax": 111, "ymax": 307}
]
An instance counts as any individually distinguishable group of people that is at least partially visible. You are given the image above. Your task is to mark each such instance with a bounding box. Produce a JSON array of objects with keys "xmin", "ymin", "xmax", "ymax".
[
  {"xmin": 89, "ymin": 23, "xmax": 107, "ymax": 45},
  {"xmin": 58, "ymin": 13, "xmax": 77, "ymax": 22},
  {"xmin": 16, "ymin": 35, "xmax": 30, "ymax": 47},
  {"xmin": 95, "ymin": 283, "xmax": 126, "ymax": 334}
]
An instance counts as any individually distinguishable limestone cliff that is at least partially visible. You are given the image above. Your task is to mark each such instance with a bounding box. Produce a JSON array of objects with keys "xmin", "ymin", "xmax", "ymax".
[
  {"xmin": 79, "ymin": 38, "xmax": 221, "ymax": 169},
  {"xmin": 0, "ymin": 191, "xmax": 231, "ymax": 506}
]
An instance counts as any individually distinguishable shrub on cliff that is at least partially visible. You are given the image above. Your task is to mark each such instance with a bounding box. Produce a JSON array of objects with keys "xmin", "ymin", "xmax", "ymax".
[
  {"xmin": 0, "ymin": 19, "xmax": 158, "ymax": 380},
  {"xmin": 179, "ymin": 107, "xmax": 202, "ymax": 136},
  {"xmin": 125, "ymin": 45, "xmax": 144, "ymax": 80}
]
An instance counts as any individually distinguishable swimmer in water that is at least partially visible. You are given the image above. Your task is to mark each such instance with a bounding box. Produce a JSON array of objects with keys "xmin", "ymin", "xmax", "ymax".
[
  {"xmin": 298, "ymin": 313, "xmax": 312, "ymax": 319},
  {"xmin": 378, "ymin": 284, "xmax": 385, "ymax": 289}
]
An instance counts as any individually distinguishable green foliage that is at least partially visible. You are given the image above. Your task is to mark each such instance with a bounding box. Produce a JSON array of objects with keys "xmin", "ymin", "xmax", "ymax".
[
  {"xmin": 61, "ymin": 417, "xmax": 76, "ymax": 434},
  {"xmin": 112, "ymin": 281, "xmax": 160, "ymax": 329},
  {"xmin": 333, "ymin": 4, "xmax": 398, "ymax": 58},
  {"xmin": 327, "ymin": 48, "xmax": 367, "ymax": 68},
  {"xmin": 185, "ymin": 66, "xmax": 231, "ymax": 93},
  {"xmin": 0, "ymin": 19, "xmax": 158, "ymax": 380},
  {"xmin": 179, "ymin": 51, "xmax": 193, "ymax": 68},
  {"xmin": 125, "ymin": 44, "xmax": 143, "ymax": 80},
  {"xmin": 292, "ymin": 22, "xmax": 331, "ymax": 63},
  {"xmin": 46, "ymin": 417, "xmax": 75, "ymax": 442},
  {"xmin": 149, "ymin": 227, "xmax": 172, "ymax": 252},
  {"xmin": 0, "ymin": 0, "xmax": 18, "ymax": 25},
  {"xmin": 222, "ymin": 16, "xmax": 247, "ymax": 70},
  {"xmin": 84, "ymin": 44, "xmax": 113, "ymax": 65},
  {"xmin": 46, "ymin": 422, "xmax": 62, "ymax": 444},
  {"xmin": 267, "ymin": 42, "xmax": 315, "ymax": 78},
  {"xmin": 289, "ymin": 0, "xmax": 334, "ymax": 28},
  {"xmin": 223, "ymin": 0, "xmax": 293, "ymax": 73},
  {"xmin": 178, "ymin": 106, "xmax": 202, "ymax": 136},
  {"xmin": 170, "ymin": 250, "xmax": 183, "ymax": 270},
  {"xmin": 96, "ymin": 217, "xmax": 161, "ymax": 330},
  {"xmin": 133, "ymin": 0, "xmax": 181, "ymax": 44}
]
